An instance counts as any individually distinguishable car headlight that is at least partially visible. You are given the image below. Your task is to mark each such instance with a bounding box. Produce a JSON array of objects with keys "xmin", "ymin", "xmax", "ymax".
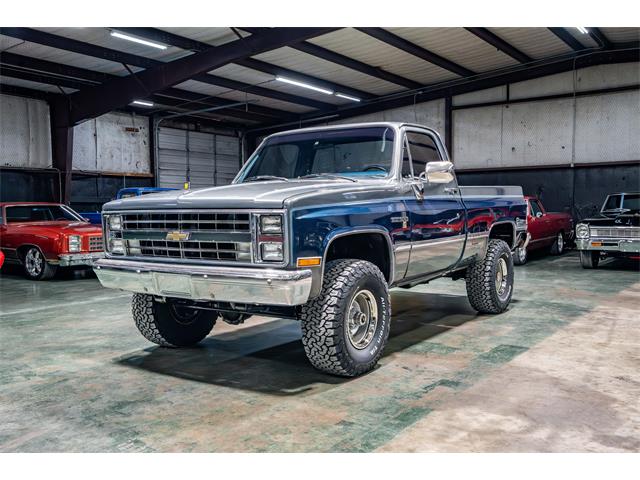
[
  {"xmin": 68, "ymin": 235, "xmax": 81, "ymax": 252},
  {"xmin": 260, "ymin": 215, "xmax": 282, "ymax": 234},
  {"xmin": 576, "ymin": 223, "xmax": 590, "ymax": 239},
  {"xmin": 108, "ymin": 215, "xmax": 122, "ymax": 231},
  {"xmin": 260, "ymin": 242, "xmax": 283, "ymax": 262},
  {"xmin": 109, "ymin": 238, "xmax": 125, "ymax": 255}
]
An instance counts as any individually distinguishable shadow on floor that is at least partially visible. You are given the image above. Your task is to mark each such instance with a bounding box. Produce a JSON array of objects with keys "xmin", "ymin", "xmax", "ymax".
[
  {"xmin": 116, "ymin": 290, "xmax": 477, "ymax": 396},
  {"xmin": 0, "ymin": 263, "xmax": 96, "ymax": 281}
]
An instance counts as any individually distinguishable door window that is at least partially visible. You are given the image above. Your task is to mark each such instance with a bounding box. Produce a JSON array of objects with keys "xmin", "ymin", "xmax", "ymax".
[
  {"xmin": 529, "ymin": 200, "xmax": 543, "ymax": 217},
  {"xmin": 405, "ymin": 132, "xmax": 442, "ymax": 179}
]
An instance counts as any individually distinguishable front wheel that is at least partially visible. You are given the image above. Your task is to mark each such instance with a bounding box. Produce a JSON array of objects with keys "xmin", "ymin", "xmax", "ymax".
[
  {"xmin": 132, "ymin": 294, "xmax": 218, "ymax": 347},
  {"xmin": 580, "ymin": 250, "xmax": 600, "ymax": 269},
  {"xmin": 22, "ymin": 246, "xmax": 57, "ymax": 280},
  {"xmin": 465, "ymin": 239, "xmax": 514, "ymax": 314},
  {"xmin": 300, "ymin": 259, "xmax": 391, "ymax": 377},
  {"xmin": 513, "ymin": 246, "xmax": 528, "ymax": 265},
  {"xmin": 550, "ymin": 232, "xmax": 565, "ymax": 255}
]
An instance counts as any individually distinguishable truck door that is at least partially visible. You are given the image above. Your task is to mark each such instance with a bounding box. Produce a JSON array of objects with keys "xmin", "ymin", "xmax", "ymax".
[
  {"xmin": 402, "ymin": 130, "xmax": 466, "ymax": 279},
  {"xmin": 528, "ymin": 198, "xmax": 553, "ymax": 247}
]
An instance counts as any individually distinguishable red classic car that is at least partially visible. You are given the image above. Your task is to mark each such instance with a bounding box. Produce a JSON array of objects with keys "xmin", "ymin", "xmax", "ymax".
[
  {"xmin": 514, "ymin": 196, "xmax": 574, "ymax": 265},
  {"xmin": 0, "ymin": 202, "xmax": 104, "ymax": 280}
]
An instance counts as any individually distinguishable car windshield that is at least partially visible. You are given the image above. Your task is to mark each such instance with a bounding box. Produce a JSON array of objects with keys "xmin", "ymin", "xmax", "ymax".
[
  {"xmin": 603, "ymin": 194, "xmax": 640, "ymax": 213},
  {"xmin": 5, "ymin": 205, "xmax": 82, "ymax": 223},
  {"xmin": 240, "ymin": 127, "xmax": 395, "ymax": 182}
]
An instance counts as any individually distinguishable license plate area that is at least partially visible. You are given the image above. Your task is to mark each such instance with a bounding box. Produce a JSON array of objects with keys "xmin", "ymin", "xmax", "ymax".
[{"xmin": 154, "ymin": 273, "xmax": 192, "ymax": 297}]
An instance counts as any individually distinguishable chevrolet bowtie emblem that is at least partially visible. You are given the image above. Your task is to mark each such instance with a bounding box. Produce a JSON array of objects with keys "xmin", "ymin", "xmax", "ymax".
[{"xmin": 166, "ymin": 231, "xmax": 190, "ymax": 241}]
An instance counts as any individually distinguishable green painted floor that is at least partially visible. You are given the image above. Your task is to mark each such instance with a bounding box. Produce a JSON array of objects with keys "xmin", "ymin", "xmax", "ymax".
[{"xmin": 1, "ymin": 251, "xmax": 638, "ymax": 452}]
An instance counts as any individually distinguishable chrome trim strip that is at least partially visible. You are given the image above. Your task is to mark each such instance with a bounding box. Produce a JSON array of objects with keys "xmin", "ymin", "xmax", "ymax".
[{"xmin": 93, "ymin": 258, "xmax": 312, "ymax": 306}]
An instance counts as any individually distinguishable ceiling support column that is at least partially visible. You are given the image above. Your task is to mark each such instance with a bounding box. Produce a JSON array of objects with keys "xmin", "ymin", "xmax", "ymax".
[{"xmin": 50, "ymin": 98, "xmax": 74, "ymax": 204}]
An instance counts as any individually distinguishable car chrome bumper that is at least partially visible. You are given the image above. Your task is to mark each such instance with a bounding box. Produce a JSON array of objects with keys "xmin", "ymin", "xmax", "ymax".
[
  {"xmin": 93, "ymin": 258, "xmax": 313, "ymax": 306},
  {"xmin": 576, "ymin": 238, "xmax": 640, "ymax": 253},
  {"xmin": 57, "ymin": 252, "xmax": 105, "ymax": 267}
]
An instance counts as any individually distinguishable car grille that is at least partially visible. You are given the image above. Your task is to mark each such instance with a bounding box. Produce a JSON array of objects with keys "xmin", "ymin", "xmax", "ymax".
[
  {"xmin": 118, "ymin": 211, "xmax": 253, "ymax": 263},
  {"xmin": 88, "ymin": 236, "xmax": 103, "ymax": 251},
  {"xmin": 590, "ymin": 227, "xmax": 640, "ymax": 239}
]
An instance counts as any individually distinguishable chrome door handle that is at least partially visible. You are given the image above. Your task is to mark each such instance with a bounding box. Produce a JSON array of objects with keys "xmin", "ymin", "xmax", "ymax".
[{"xmin": 444, "ymin": 187, "xmax": 458, "ymax": 195}]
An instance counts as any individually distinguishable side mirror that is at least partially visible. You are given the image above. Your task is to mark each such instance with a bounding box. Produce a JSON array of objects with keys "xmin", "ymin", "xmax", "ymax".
[
  {"xmin": 424, "ymin": 161, "xmax": 455, "ymax": 184},
  {"xmin": 536, "ymin": 211, "xmax": 543, "ymax": 218}
]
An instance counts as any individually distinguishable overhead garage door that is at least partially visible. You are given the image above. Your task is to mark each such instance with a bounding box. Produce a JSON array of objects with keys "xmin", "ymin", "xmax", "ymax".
[{"xmin": 157, "ymin": 127, "xmax": 241, "ymax": 189}]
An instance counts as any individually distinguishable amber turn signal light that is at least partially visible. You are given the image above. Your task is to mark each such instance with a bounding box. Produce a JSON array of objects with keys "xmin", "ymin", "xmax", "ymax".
[
  {"xmin": 297, "ymin": 257, "xmax": 322, "ymax": 267},
  {"xmin": 591, "ymin": 241, "xmax": 603, "ymax": 247}
]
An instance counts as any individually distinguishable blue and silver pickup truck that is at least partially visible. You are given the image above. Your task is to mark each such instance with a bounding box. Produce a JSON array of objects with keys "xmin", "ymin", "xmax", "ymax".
[{"xmin": 94, "ymin": 122, "xmax": 527, "ymax": 377}]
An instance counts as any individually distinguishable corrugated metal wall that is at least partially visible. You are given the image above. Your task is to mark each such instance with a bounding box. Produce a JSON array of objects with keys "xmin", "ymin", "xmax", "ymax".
[
  {"xmin": 157, "ymin": 127, "xmax": 240, "ymax": 189},
  {"xmin": 0, "ymin": 94, "xmax": 52, "ymax": 168}
]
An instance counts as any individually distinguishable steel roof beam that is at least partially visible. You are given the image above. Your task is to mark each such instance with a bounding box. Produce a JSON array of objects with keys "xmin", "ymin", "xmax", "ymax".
[
  {"xmin": 0, "ymin": 27, "xmax": 335, "ymax": 113},
  {"xmin": 241, "ymin": 27, "xmax": 421, "ymax": 90},
  {"xmin": 0, "ymin": 51, "xmax": 296, "ymax": 122},
  {"xmin": 115, "ymin": 27, "xmax": 372, "ymax": 100},
  {"xmin": 355, "ymin": 27, "xmax": 476, "ymax": 77},
  {"xmin": 548, "ymin": 28, "xmax": 586, "ymax": 52},
  {"xmin": 587, "ymin": 27, "xmax": 613, "ymax": 49},
  {"xmin": 465, "ymin": 27, "xmax": 532, "ymax": 64}
]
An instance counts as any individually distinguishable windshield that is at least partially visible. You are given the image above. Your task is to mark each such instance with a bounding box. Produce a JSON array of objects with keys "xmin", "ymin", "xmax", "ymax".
[
  {"xmin": 603, "ymin": 194, "xmax": 640, "ymax": 213},
  {"xmin": 240, "ymin": 127, "xmax": 395, "ymax": 182},
  {"xmin": 5, "ymin": 205, "xmax": 83, "ymax": 223}
]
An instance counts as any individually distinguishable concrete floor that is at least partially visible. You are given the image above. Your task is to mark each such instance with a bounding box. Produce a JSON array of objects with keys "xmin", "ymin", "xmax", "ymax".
[{"xmin": 0, "ymin": 251, "xmax": 638, "ymax": 452}]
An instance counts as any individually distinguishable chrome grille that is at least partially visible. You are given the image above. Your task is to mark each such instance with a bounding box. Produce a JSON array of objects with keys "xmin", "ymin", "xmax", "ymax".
[
  {"xmin": 590, "ymin": 227, "xmax": 640, "ymax": 239},
  {"xmin": 118, "ymin": 211, "xmax": 253, "ymax": 263},
  {"xmin": 121, "ymin": 212, "xmax": 250, "ymax": 232},
  {"xmin": 88, "ymin": 236, "xmax": 103, "ymax": 251}
]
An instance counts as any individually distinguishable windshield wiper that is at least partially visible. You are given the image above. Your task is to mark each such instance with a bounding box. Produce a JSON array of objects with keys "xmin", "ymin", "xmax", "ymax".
[
  {"xmin": 244, "ymin": 175, "xmax": 290, "ymax": 183},
  {"xmin": 298, "ymin": 173, "xmax": 357, "ymax": 182}
]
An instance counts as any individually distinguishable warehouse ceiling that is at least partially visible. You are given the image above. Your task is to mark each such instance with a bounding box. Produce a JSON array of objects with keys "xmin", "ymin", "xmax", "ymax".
[{"xmin": 0, "ymin": 27, "xmax": 638, "ymax": 132}]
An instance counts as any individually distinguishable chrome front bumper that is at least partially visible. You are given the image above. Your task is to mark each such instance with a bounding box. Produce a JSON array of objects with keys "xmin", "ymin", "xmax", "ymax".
[
  {"xmin": 93, "ymin": 258, "xmax": 313, "ymax": 306},
  {"xmin": 57, "ymin": 252, "xmax": 105, "ymax": 267},
  {"xmin": 576, "ymin": 238, "xmax": 640, "ymax": 253}
]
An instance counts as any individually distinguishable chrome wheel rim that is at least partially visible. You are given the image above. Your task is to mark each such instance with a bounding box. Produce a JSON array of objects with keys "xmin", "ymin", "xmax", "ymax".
[
  {"xmin": 347, "ymin": 289, "xmax": 378, "ymax": 350},
  {"xmin": 495, "ymin": 257, "xmax": 509, "ymax": 298},
  {"xmin": 25, "ymin": 248, "xmax": 43, "ymax": 277},
  {"xmin": 518, "ymin": 247, "xmax": 526, "ymax": 262},
  {"xmin": 557, "ymin": 233, "xmax": 564, "ymax": 252}
]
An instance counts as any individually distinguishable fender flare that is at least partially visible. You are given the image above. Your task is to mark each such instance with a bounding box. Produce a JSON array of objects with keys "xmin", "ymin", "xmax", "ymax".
[{"xmin": 488, "ymin": 220, "xmax": 517, "ymax": 249}]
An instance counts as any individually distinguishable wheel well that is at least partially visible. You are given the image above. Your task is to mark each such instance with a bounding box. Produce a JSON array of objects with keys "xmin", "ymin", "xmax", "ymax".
[
  {"xmin": 489, "ymin": 222, "xmax": 515, "ymax": 249},
  {"xmin": 325, "ymin": 233, "xmax": 391, "ymax": 282},
  {"xmin": 16, "ymin": 244, "xmax": 40, "ymax": 262}
]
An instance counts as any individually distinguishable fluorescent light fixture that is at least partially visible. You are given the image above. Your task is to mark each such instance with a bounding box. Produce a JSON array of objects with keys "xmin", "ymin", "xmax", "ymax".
[
  {"xmin": 275, "ymin": 76, "xmax": 333, "ymax": 95},
  {"xmin": 132, "ymin": 100, "xmax": 154, "ymax": 107},
  {"xmin": 335, "ymin": 93, "xmax": 361, "ymax": 102},
  {"xmin": 110, "ymin": 31, "xmax": 167, "ymax": 50},
  {"xmin": 575, "ymin": 27, "xmax": 589, "ymax": 34}
]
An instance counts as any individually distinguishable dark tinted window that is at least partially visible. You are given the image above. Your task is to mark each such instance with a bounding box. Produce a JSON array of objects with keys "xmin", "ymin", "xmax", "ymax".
[
  {"xmin": 6, "ymin": 205, "xmax": 80, "ymax": 223},
  {"xmin": 603, "ymin": 195, "xmax": 622, "ymax": 210},
  {"xmin": 406, "ymin": 132, "xmax": 441, "ymax": 173},
  {"xmin": 622, "ymin": 194, "xmax": 640, "ymax": 211}
]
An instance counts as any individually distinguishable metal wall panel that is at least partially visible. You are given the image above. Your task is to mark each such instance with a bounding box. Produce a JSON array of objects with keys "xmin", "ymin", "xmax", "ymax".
[
  {"xmin": 0, "ymin": 94, "xmax": 52, "ymax": 168},
  {"xmin": 157, "ymin": 127, "xmax": 240, "ymax": 189},
  {"xmin": 73, "ymin": 112, "xmax": 150, "ymax": 174}
]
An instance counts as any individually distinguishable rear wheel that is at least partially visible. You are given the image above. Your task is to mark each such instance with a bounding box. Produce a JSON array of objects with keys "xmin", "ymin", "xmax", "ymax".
[
  {"xmin": 465, "ymin": 239, "xmax": 514, "ymax": 314},
  {"xmin": 22, "ymin": 246, "xmax": 57, "ymax": 280},
  {"xmin": 550, "ymin": 232, "xmax": 565, "ymax": 255},
  {"xmin": 132, "ymin": 294, "xmax": 218, "ymax": 347},
  {"xmin": 300, "ymin": 259, "xmax": 391, "ymax": 377},
  {"xmin": 580, "ymin": 250, "xmax": 600, "ymax": 269}
]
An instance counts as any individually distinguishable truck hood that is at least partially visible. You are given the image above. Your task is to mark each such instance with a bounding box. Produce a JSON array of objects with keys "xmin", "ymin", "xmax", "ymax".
[
  {"xmin": 580, "ymin": 213, "xmax": 640, "ymax": 227},
  {"xmin": 103, "ymin": 178, "xmax": 389, "ymax": 211}
]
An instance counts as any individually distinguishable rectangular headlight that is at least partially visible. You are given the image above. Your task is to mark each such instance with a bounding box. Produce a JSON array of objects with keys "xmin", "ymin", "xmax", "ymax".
[
  {"xmin": 68, "ymin": 235, "xmax": 81, "ymax": 252},
  {"xmin": 260, "ymin": 242, "xmax": 283, "ymax": 262},
  {"xmin": 260, "ymin": 215, "xmax": 282, "ymax": 234},
  {"xmin": 108, "ymin": 215, "xmax": 122, "ymax": 231},
  {"xmin": 109, "ymin": 238, "xmax": 125, "ymax": 255}
]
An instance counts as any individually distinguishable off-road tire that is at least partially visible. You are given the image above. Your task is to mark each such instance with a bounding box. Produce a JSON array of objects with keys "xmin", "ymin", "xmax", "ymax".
[
  {"xmin": 132, "ymin": 294, "xmax": 217, "ymax": 347},
  {"xmin": 550, "ymin": 232, "xmax": 565, "ymax": 255},
  {"xmin": 22, "ymin": 246, "xmax": 58, "ymax": 280},
  {"xmin": 580, "ymin": 250, "xmax": 600, "ymax": 269},
  {"xmin": 465, "ymin": 239, "xmax": 514, "ymax": 314},
  {"xmin": 300, "ymin": 259, "xmax": 391, "ymax": 377},
  {"xmin": 513, "ymin": 246, "xmax": 528, "ymax": 265}
]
